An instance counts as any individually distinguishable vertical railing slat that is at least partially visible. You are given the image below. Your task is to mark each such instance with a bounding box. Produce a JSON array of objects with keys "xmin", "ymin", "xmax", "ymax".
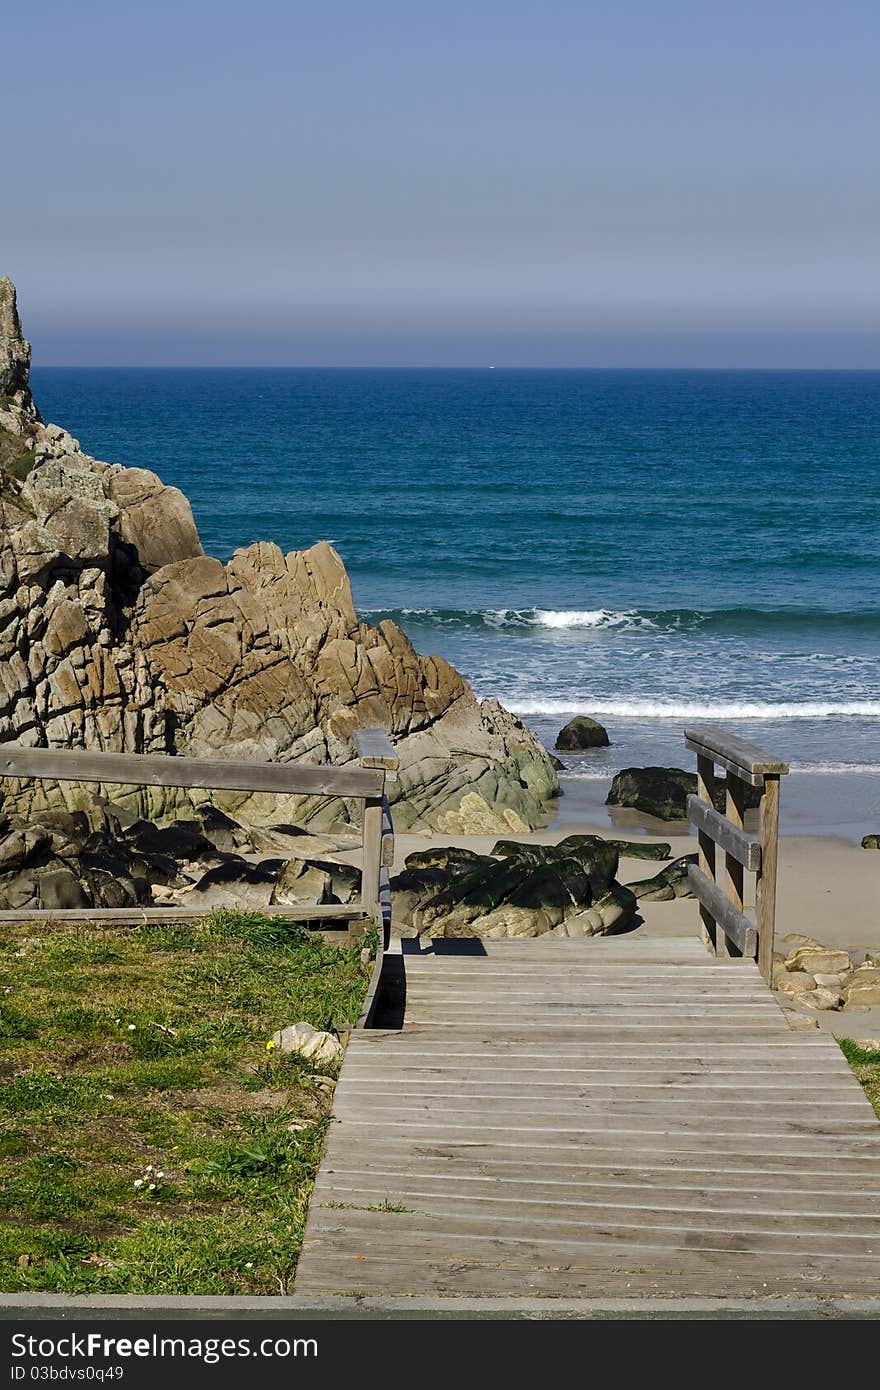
[
  {"xmin": 696, "ymin": 753, "xmax": 719, "ymax": 955},
  {"xmin": 723, "ymin": 771, "xmax": 748, "ymax": 959}
]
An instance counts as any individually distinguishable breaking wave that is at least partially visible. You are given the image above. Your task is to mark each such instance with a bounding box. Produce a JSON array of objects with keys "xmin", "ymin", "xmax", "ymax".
[
  {"xmin": 503, "ymin": 699, "xmax": 880, "ymax": 719},
  {"xmin": 361, "ymin": 605, "xmax": 880, "ymax": 637}
]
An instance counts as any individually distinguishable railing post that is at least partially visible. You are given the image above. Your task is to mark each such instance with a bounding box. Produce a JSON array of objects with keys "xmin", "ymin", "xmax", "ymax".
[
  {"xmin": 353, "ymin": 727, "xmax": 399, "ymax": 937},
  {"xmin": 755, "ymin": 774, "xmax": 781, "ymax": 984},
  {"xmin": 361, "ymin": 794, "xmax": 384, "ymax": 922},
  {"xmin": 723, "ymin": 771, "xmax": 748, "ymax": 959},
  {"xmin": 695, "ymin": 753, "xmax": 719, "ymax": 956}
]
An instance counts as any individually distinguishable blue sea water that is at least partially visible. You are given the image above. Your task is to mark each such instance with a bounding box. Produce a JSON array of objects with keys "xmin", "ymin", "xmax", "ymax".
[{"xmin": 31, "ymin": 368, "xmax": 880, "ymax": 835}]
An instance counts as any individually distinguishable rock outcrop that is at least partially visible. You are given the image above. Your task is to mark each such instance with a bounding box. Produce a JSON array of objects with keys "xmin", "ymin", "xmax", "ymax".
[
  {"xmin": 0, "ymin": 278, "xmax": 557, "ymax": 831},
  {"xmin": 0, "ymin": 801, "xmax": 361, "ymax": 913},
  {"xmin": 391, "ymin": 834, "xmax": 641, "ymax": 939}
]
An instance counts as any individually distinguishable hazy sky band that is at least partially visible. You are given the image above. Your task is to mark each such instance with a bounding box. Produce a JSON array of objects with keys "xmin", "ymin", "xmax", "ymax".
[{"xmin": 7, "ymin": 0, "xmax": 879, "ymax": 366}]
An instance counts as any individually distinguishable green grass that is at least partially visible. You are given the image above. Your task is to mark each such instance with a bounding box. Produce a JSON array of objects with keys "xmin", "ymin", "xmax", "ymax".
[
  {"xmin": 839, "ymin": 1038, "xmax": 880, "ymax": 1119},
  {"xmin": 0, "ymin": 910, "xmax": 371, "ymax": 1294}
]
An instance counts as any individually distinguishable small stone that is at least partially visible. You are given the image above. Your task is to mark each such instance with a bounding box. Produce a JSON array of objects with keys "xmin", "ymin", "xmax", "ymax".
[
  {"xmin": 797, "ymin": 987, "xmax": 841, "ymax": 1012},
  {"xmin": 784, "ymin": 948, "xmax": 852, "ymax": 976},
  {"xmin": 781, "ymin": 1008, "xmax": 820, "ymax": 1032},
  {"xmin": 843, "ymin": 983, "xmax": 880, "ymax": 1009},
  {"xmin": 271, "ymin": 1021, "xmax": 344, "ymax": 1066},
  {"xmin": 776, "ymin": 972, "xmax": 816, "ymax": 996}
]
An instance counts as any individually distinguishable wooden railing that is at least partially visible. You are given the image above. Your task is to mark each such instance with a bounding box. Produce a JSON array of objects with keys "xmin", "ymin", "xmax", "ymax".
[
  {"xmin": 685, "ymin": 726, "xmax": 789, "ymax": 982},
  {"xmin": 0, "ymin": 729, "xmax": 398, "ymax": 945}
]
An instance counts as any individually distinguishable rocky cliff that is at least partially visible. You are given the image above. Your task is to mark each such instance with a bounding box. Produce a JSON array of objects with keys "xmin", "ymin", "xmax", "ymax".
[{"xmin": 0, "ymin": 278, "xmax": 557, "ymax": 832}]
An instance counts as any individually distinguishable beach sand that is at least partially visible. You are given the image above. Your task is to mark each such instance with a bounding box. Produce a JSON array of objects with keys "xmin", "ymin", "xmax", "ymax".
[{"xmin": 390, "ymin": 822, "xmax": 880, "ymax": 1040}]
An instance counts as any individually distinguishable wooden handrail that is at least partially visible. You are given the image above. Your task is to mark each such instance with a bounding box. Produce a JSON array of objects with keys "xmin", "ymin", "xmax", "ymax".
[
  {"xmin": 0, "ymin": 743, "xmax": 384, "ymax": 798},
  {"xmin": 684, "ymin": 726, "xmax": 789, "ymax": 787},
  {"xmin": 685, "ymin": 725, "xmax": 787, "ymax": 982}
]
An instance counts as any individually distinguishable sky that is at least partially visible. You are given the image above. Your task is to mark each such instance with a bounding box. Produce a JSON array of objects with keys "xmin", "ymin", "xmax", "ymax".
[{"xmin": 5, "ymin": 0, "xmax": 879, "ymax": 366}]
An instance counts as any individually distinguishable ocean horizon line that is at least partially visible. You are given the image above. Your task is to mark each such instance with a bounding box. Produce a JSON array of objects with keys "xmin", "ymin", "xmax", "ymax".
[{"xmin": 32, "ymin": 364, "xmax": 880, "ymax": 374}]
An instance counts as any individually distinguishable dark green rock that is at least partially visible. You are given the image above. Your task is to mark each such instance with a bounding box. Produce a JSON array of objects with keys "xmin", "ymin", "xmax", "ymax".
[
  {"xmin": 403, "ymin": 836, "xmax": 635, "ymax": 938},
  {"xmin": 626, "ymin": 853, "xmax": 697, "ymax": 901},
  {"xmin": 555, "ymin": 716, "xmax": 610, "ymax": 751},
  {"xmin": 492, "ymin": 834, "xmax": 671, "ymax": 863},
  {"xmin": 862, "ymin": 834, "xmax": 880, "ymax": 849},
  {"xmin": 404, "ymin": 846, "xmax": 485, "ymax": 874},
  {"xmin": 607, "ymin": 768, "xmax": 762, "ymax": 821}
]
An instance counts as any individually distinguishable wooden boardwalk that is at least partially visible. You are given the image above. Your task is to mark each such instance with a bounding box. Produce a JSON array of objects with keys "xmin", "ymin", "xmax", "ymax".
[{"xmin": 295, "ymin": 936, "xmax": 880, "ymax": 1300}]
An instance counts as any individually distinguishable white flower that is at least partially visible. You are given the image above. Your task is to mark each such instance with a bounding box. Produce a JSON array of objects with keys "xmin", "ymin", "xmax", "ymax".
[
  {"xmin": 148, "ymin": 1183, "xmax": 156, "ymax": 1191},
  {"xmin": 133, "ymin": 1179, "xmax": 144, "ymax": 1188},
  {"xmin": 127, "ymin": 1024, "xmax": 136, "ymax": 1031},
  {"xmin": 244, "ymin": 1262, "xmax": 253, "ymax": 1269}
]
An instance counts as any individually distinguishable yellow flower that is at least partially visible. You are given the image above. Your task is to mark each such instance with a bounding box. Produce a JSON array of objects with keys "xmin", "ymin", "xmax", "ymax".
[{"xmin": 266, "ymin": 1040, "xmax": 277, "ymax": 1051}]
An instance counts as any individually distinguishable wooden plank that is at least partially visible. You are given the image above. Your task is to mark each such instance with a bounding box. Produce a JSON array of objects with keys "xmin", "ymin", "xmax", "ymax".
[
  {"xmin": 294, "ymin": 1249, "xmax": 880, "ymax": 1300},
  {"xmin": 684, "ymin": 725, "xmax": 790, "ymax": 779},
  {"xmin": 302, "ymin": 1209, "xmax": 880, "ymax": 1265},
  {"xmin": 339, "ymin": 1075, "xmax": 866, "ymax": 1100},
  {"xmin": 341, "ymin": 1070, "xmax": 858, "ymax": 1089},
  {"xmin": 687, "ymin": 864, "xmax": 756, "ymax": 956},
  {"xmin": 313, "ymin": 1165, "xmax": 878, "ymax": 1210},
  {"xmin": 0, "ymin": 742, "xmax": 384, "ymax": 798},
  {"xmin": 332, "ymin": 1118, "xmax": 880, "ymax": 1146},
  {"xmin": 354, "ymin": 727, "xmax": 399, "ymax": 770},
  {"xmin": 319, "ymin": 1152, "xmax": 880, "ymax": 1191},
  {"xmin": 331, "ymin": 1103, "xmax": 880, "ymax": 1138},
  {"xmin": 318, "ymin": 1130, "xmax": 880, "ymax": 1178},
  {"xmin": 756, "ymin": 774, "xmax": 781, "ymax": 983},
  {"xmin": 0, "ymin": 903, "xmax": 368, "ymax": 927},
  {"xmin": 687, "ymin": 794, "xmax": 761, "ymax": 871},
  {"xmin": 311, "ymin": 1183, "xmax": 880, "ymax": 1240}
]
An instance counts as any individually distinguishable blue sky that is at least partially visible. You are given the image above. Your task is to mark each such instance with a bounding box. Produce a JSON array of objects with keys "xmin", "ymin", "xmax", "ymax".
[{"xmin": 6, "ymin": 0, "xmax": 879, "ymax": 365}]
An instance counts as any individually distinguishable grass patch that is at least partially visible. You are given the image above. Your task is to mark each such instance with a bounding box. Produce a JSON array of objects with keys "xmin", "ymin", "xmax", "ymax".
[
  {"xmin": 839, "ymin": 1038, "xmax": 880, "ymax": 1118},
  {"xmin": 0, "ymin": 911, "xmax": 370, "ymax": 1294}
]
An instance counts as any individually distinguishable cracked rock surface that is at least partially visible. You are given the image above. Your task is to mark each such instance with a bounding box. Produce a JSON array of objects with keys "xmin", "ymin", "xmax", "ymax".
[{"xmin": 0, "ymin": 277, "xmax": 556, "ymax": 832}]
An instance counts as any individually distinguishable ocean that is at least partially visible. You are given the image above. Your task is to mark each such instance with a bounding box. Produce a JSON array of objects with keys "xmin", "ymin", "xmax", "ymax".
[{"xmin": 31, "ymin": 367, "xmax": 880, "ymax": 839}]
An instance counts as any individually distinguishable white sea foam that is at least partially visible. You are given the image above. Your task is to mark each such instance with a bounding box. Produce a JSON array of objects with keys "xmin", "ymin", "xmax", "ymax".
[
  {"xmin": 556, "ymin": 763, "xmax": 880, "ymax": 777},
  {"xmin": 792, "ymin": 763, "xmax": 880, "ymax": 775},
  {"xmin": 502, "ymin": 698, "xmax": 880, "ymax": 719},
  {"xmin": 532, "ymin": 608, "xmax": 657, "ymax": 631}
]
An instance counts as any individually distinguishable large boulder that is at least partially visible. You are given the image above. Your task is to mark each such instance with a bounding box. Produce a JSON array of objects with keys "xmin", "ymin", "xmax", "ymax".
[
  {"xmin": 0, "ymin": 279, "xmax": 557, "ymax": 833},
  {"xmin": 554, "ymin": 716, "xmax": 609, "ymax": 751},
  {"xmin": 393, "ymin": 836, "xmax": 638, "ymax": 939},
  {"xmin": 606, "ymin": 766, "xmax": 761, "ymax": 821}
]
